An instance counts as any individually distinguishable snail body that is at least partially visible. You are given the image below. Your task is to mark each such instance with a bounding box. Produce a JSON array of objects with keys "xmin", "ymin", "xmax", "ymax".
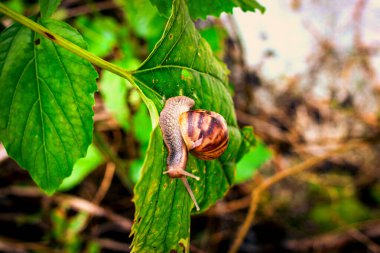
[{"xmin": 159, "ymin": 96, "xmax": 229, "ymax": 211}]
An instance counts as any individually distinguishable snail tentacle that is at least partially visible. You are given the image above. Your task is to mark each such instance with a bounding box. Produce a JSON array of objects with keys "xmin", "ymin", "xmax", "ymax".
[{"xmin": 181, "ymin": 177, "xmax": 200, "ymax": 211}]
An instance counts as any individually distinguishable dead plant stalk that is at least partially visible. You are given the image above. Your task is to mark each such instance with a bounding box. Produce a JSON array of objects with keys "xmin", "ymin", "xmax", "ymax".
[{"xmin": 228, "ymin": 140, "xmax": 366, "ymax": 253}]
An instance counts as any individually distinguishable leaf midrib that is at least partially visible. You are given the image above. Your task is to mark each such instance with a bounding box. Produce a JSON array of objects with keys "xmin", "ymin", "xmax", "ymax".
[
  {"xmin": 159, "ymin": 18, "xmax": 191, "ymax": 66},
  {"xmin": 33, "ymin": 31, "xmax": 50, "ymax": 185}
]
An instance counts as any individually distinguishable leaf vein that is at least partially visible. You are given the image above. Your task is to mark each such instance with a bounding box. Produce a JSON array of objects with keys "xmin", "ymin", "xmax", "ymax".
[
  {"xmin": 38, "ymin": 76, "xmax": 81, "ymax": 149},
  {"xmin": 138, "ymin": 0, "xmax": 180, "ymax": 67},
  {"xmin": 135, "ymin": 65, "xmax": 224, "ymax": 86},
  {"xmin": 34, "ymin": 34, "xmax": 49, "ymax": 185},
  {"xmin": 0, "ymin": 25, "xmax": 22, "ymax": 76},
  {"xmin": 42, "ymin": 110, "xmax": 70, "ymax": 171},
  {"xmin": 159, "ymin": 19, "xmax": 191, "ymax": 66},
  {"xmin": 5, "ymin": 56, "xmax": 34, "ymax": 138},
  {"xmin": 20, "ymin": 99, "xmax": 38, "ymax": 164},
  {"xmin": 51, "ymin": 41, "xmax": 88, "ymax": 143},
  {"xmin": 141, "ymin": 166, "xmax": 166, "ymax": 246},
  {"xmin": 190, "ymin": 35, "xmax": 200, "ymax": 68},
  {"xmin": 162, "ymin": 179, "xmax": 178, "ymax": 251}
]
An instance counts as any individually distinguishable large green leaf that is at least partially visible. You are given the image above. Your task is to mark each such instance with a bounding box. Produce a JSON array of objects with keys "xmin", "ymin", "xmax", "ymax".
[
  {"xmin": 151, "ymin": 0, "xmax": 265, "ymax": 19},
  {"xmin": 0, "ymin": 19, "xmax": 98, "ymax": 193},
  {"xmin": 130, "ymin": 0, "xmax": 248, "ymax": 251}
]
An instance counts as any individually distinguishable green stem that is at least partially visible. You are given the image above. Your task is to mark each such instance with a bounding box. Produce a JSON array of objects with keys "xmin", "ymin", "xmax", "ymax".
[{"xmin": 0, "ymin": 3, "xmax": 134, "ymax": 84}]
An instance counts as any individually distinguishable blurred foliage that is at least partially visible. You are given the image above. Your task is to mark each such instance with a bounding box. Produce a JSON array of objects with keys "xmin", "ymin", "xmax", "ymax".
[
  {"xmin": 2, "ymin": 0, "xmax": 27, "ymax": 13},
  {"xmin": 51, "ymin": 207, "xmax": 90, "ymax": 252},
  {"xmin": 58, "ymin": 144, "xmax": 104, "ymax": 191},
  {"xmin": 39, "ymin": 0, "xmax": 61, "ymax": 18},
  {"xmin": 116, "ymin": 0, "xmax": 167, "ymax": 51},
  {"xmin": 311, "ymin": 198, "xmax": 371, "ymax": 231},
  {"xmin": 199, "ymin": 25, "xmax": 228, "ymax": 57},
  {"xmin": 74, "ymin": 16, "xmax": 119, "ymax": 58},
  {"xmin": 129, "ymin": 100, "xmax": 151, "ymax": 183}
]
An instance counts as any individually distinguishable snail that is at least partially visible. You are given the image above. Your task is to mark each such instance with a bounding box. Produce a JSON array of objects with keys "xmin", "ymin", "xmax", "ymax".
[{"xmin": 159, "ymin": 96, "xmax": 229, "ymax": 211}]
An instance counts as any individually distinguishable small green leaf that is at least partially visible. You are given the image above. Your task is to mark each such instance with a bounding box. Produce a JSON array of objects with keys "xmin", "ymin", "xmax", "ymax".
[
  {"xmin": 0, "ymin": 19, "xmax": 98, "ymax": 193},
  {"xmin": 235, "ymin": 141, "xmax": 272, "ymax": 184},
  {"xmin": 130, "ymin": 0, "xmax": 246, "ymax": 251},
  {"xmin": 150, "ymin": 0, "xmax": 265, "ymax": 20},
  {"xmin": 39, "ymin": 0, "xmax": 62, "ymax": 18},
  {"xmin": 190, "ymin": 0, "xmax": 265, "ymax": 19}
]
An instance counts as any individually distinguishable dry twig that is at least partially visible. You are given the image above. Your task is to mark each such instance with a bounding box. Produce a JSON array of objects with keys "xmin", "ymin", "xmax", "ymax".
[
  {"xmin": 285, "ymin": 220, "xmax": 380, "ymax": 252},
  {"xmin": 93, "ymin": 162, "xmax": 116, "ymax": 204},
  {"xmin": 0, "ymin": 186, "xmax": 132, "ymax": 231},
  {"xmin": 0, "ymin": 236, "xmax": 51, "ymax": 253},
  {"xmin": 228, "ymin": 140, "xmax": 366, "ymax": 253}
]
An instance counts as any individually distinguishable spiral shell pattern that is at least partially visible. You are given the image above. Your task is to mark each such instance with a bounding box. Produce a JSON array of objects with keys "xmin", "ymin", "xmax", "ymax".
[{"xmin": 179, "ymin": 109, "xmax": 229, "ymax": 160}]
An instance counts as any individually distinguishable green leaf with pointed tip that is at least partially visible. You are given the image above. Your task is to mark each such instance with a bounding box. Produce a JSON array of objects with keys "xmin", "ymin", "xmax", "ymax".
[
  {"xmin": 39, "ymin": 0, "xmax": 62, "ymax": 18},
  {"xmin": 150, "ymin": 0, "xmax": 265, "ymax": 20},
  {"xmin": 130, "ymin": 0, "xmax": 247, "ymax": 251},
  {"xmin": 0, "ymin": 19, "xmax": 98, "ymax": 194}
]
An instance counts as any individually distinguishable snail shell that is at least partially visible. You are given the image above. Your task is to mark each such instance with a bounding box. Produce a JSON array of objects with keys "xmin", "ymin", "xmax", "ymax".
[
  {"xmin": 179, "ymin": 110, "xmax": 229, "ymax": 160},
  {"xmin": 159, "ymin": 96, "xmax": 229, "ymax": 211}
]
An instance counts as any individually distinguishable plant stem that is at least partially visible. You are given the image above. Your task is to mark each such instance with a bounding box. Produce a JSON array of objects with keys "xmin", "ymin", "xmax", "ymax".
[{"xmin": 0, "ymin": 3, "xmax": 134, "ymax": 84}]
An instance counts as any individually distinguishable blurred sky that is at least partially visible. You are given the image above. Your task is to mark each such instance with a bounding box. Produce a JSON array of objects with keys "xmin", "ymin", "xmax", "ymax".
[{"xmin": 231, "ymin": 0, "xmax": 380, "ymax": 81}]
